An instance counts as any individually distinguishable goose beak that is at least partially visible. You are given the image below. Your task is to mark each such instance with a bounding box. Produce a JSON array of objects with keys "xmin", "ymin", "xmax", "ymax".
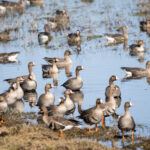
[
  {"xmin": 70, "ymin": 90, "xmax": 74, "ymax": 94},
  {"xmin": 82, "ymin": 67, "xmax": 85, "ymax": 70},
  {"xmin": 130, "ymin": 102, "xmax": 134, "ymax": 107},
  {"xmin": 51, "ymin": 85, "xmax": 56, "ymax": 88},
  {"xmin": 116, "ymin": 76, "xmax": 120, "ymax": 80}
]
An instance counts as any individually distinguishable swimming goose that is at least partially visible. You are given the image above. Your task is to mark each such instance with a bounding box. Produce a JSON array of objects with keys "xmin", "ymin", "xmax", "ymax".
[
  {"xmin": 0, "ymin": 83, "xmax": 17, "ymax": 105},
  {"xmin": 121, "ymin": 61, "xmax": 150, "ymax": 77},
  {"xmin": 0, "ymin": 51, "xmax": 19, "ymax": 63},
  {"xmin": 0, "ymin": 30, "xmax": 10, "ymax": 42},
  {"xmin": 68, "ymin": 30, "xmax": 81, "ymax": 46},
  {"xmin": 78, "ymin": 98, "xmax": 105, "ymax": 132},
  {"xmin": 22, "ymin": 74, "xmax": 37, "ymax": 91},
  {"xmin": 13, "ymin": 77, "xmax": 24, "ymax": 100},
  {"xmin": 0, "ymin": 0, "xmax": 24, "ymax": 10},
  {"xmin": 37, "ymin": 83, "xmax": 55, "ymax": 108},
  {"xmin": 42, "ymin": 58, "xmax": 59, "ymax": 74},
  {"xmin": 129, "ymin": 40, "xmax": 145, "ymax": 52},
  {"xmin": 105, "ymin": 26, "xmax": 128, "ymax": 43},
  {"xmin": 4, "ymin": 61, "xmax": 36, "ymax": 84},
  {"xmin": 105, "ymin": 75, "xmax": 121, "ymax": 99},
  {"xmin": 118, "ymin": 102, "xmax": 135, "ymax": 142},
  {"xmin": 62, "ymin": 66, "xmax": 84, "ymax": 91},
  {"xmin": 44, "ymin": 50, "xmax": 73, "ymax": 69},
  {"xmin": 140, "ymin": 18, "xmax": 150, "ymax": 31},
  {"xmin": 26, "ymin": 0, "xmax": 43, "ymax": 6},
  {"xmin": 0, "ymin": 96, "xmax": 8, "ymax": 113},
  {"xmin": 38, "ymin": 24, "xmax": 52, "ymax": 45},
  {"xmin": 41, "ymin": 106, "xmax": 81, "ymax": 137}
]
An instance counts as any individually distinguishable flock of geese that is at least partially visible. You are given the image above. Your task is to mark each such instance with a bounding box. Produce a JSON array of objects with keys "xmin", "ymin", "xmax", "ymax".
[{"xmin": 0, "ymin": 0, "xmax": 150, "ymax": 144}]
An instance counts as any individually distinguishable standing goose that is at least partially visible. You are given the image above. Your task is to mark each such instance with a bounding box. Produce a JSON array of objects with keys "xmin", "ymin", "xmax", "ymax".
[
  {"xmin": 129, "ymin": 40, "xmax": 145, "ymax": 52},
  {"xmin": 45, "ymin": 97, "xmax": 67, "ymax": 117},
  {"xmin": 0, "ymin": 52, "xmax": 19, "ymax": 63},
  {"xmin": 0, "ymin": 96, "xmax": 8, "ymax": 113},
  {"xmin": 68, "ymin": 30, "xmax": 81, "ymax": 46},
  {"xmin": 42, "ymin": 58, "xmax": 59, "ymax": 74},
  {"xmin": 38, "ymin": 24, "xmax": 52, "ymax": 45},
  {"xmin": 44, "ymin": 50, "xmax": 73, "ymax": 69},
  {"xmin": 78, "ymin": 98, "xmax": 105, "ymax": 132},
  {"xmin": 118, "ymin": 102, "xmax": 135, "ymax": 142},
  {"xmin": 37, "ymin": 83, "xmax": 55, "ymax": 108},
  {"xmin": 62, "ymin": 66, "xmax": 84, "ymax": 91},
  {"xmin": 121, "ymin": 61, "xmax": 150, "ymax": 77},
  {"xmin": 105, "ymin": 26, "xmax": 128, "ymax": 43},
  {"xmin": 103, "ymin": 87, "xmax": 119, "ymax": 127},
  {"xmin": 41, "ymin": 106, "xmax": 81, "ymax": 137},
  {"xmin": 105, "ymin": 75, "xmax": 121, "ymax": 99},
  {"xmin": 4, "ymin": 61, "xmax": 36, "ymax": 84}
]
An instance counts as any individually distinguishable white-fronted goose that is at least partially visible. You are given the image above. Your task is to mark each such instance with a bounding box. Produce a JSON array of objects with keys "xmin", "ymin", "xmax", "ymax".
[
  {"xmin": 4, "ymin": 61, "xmax": 36, "ymax": 84},
  {"xmin": 62, "ymin": 66, "xmax": 84, "ymax": 91},
  {"xmin": 45, "ymin": 97, "xmax": 67, "ymax": 117},
  {"xmin": 13, "ymin": 77, "xmax": 24, "ymax": 100},
  {"xmin": 0, "ymin": 84, "xmax": 17, "ymax": 105},
  {"xmin": 105, "ymin": 26, "xmax": 128, "ymax": 43},
  {"xmin": 38, "ymin": 24, "xmax": 52, "ymax": 45},
  {"xmin": 78, "ymin": 98, "xmax": 105, "ymax": 132},
  {"xmin": 140, "ymin": 18, "xmax": 150, "ymax": 31},
  {"xmin": 0, "ymin": 52, "xmax": 19, "ymax": 63},
  {"xmin": 41, "ymin": 106, "xmax": 81, "ymax": 137},
  {"xmin": 22, "ymin": 74, "xmax": 37, "ymax": 91},
  {"xmin": 0, "ymin": 30, "xmax": 10, "ymax": 42},
  {"xmin": 37, "ymin": 83, "xmax": 55, "ymax": 108},
  {"xmin": 118, "ymin": 102, "xmax": 135, "ymax": 142},
  {"xmin": 0, "ymin": 96, "xmax": 8, "ymax": 113},
  {"xmin": 42, "ymin": 58, "xmax": 59, "ymax": 74},
  {"xmin": 0, "ymin": 0, "xmax": 24, "ymax": 10},
  {"xmin": 68, "ymin": 30, "xmax": 81, "ymax": 46},
  {"xmin": 26, "ymin": 0, "xmax": 43, "ymax": 6},
  {"xmin": 121, "ymin": 61, "xmax": 150, "ymax": 77},
  {"xmin": 129, "ymin": 40, "xmax": 145, "ymax": 52},
  {"xmin": 44, "ymin": 50, "xmax": 73, "ymax": 69},
  {"xmin": 105, "ymin": 75, "xmax": 121, "ymax": 99}
]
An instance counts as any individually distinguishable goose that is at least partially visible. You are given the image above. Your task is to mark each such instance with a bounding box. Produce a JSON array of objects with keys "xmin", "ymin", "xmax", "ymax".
[
  {"xmin": 129, "ymin": 40, "xmax": 145, "ymax": 52},
  {"xmin": 38, "ymin": 24, "xmax": 52, "ymax": 45},
  {"xmin": 0, "ymin": 51, "xmax": 19, "ymax": 63},
  {"xmin": 118, "ymin": 102, "xmax": 135, "ymax": 142},
  {"xmin": 105, "ymin": 26, "xmax": 128, "ymax": 43},
  {"xmin": 44, "ymin": 50, "xmax": 73, "ymax": 69},
  {"xmin": 62, "ymin": 66, "xmax": 84, "ymax": 91},
  {"xmin": 37, "ymin": 83, "xmax": 55, "ymax": 108},
  {"xmin": 68, "ymin": 30, "xmax": 81, "ymax": 46},
  {"xmin": 121, "ymin": 61, "xmax": 150, "ymax": 77},
  {"xmin": 41, "ymin": 106, "xmax": 81, "ymax": 137},
  {"xmin": 78, "ymin": 98, "xmax": 105, "ymax": 132}
]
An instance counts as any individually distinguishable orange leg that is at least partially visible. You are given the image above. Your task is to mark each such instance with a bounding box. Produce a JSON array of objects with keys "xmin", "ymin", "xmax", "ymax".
[
  {"xmin": 102, "ymin": 118, "xmax": 105, "ymax": 128},
  {"xmin": 88, "ymin": 125, "xmax": 91, "ymax": 133},
  {"xmin": 131, "ymin": 131, "xmax": 134, "ymax": 141},
  {"xmin": 122, "ymin": 132, "xmax": 125, "ymax": 143},
  {"xmin": 0, "ymin": 119, "xmax": 4, "ymax": 124},
  {"xmin": 95, "ymin": 124, "xmax": 98, "ymax": 132},
  {"xmin": 72, "ymin": 113, "xmax": 74, "ymax": 119},
  {"xmin": 59, "ymin": 130, "xmax": 63, "ymax": 138}
]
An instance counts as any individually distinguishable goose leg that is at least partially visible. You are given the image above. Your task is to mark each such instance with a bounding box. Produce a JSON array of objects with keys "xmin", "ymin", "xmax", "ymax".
[
  {"xmin": 72, "ymin": 113, "xmax": 74, "ymax": 119},
  {"xmin": 122, "ymin": 131, "xmax": 125, "ymax": 143},
  {"xmin": 95, "ymin": 124, "xmax": 98, "ymax": 132},
  {"xmin": 88, "ymin": 125, "xmax": 91, "ymax": 133},
  {"xmin": 131, "ymin": 131, "xmax": 134, "ymax": 141},
  {"xmin": 102, "ymin": 117, "xmax": 105, "ymax": 127},
  {"xmin": 59, "ymin": 130, "xmax": 63, "ymax": 138}
]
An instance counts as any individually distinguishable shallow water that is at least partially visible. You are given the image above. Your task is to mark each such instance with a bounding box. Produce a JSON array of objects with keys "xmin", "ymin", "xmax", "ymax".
[{"xmin": 0, "ymin": 0, "xmax": 150, "ymax": 148}]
